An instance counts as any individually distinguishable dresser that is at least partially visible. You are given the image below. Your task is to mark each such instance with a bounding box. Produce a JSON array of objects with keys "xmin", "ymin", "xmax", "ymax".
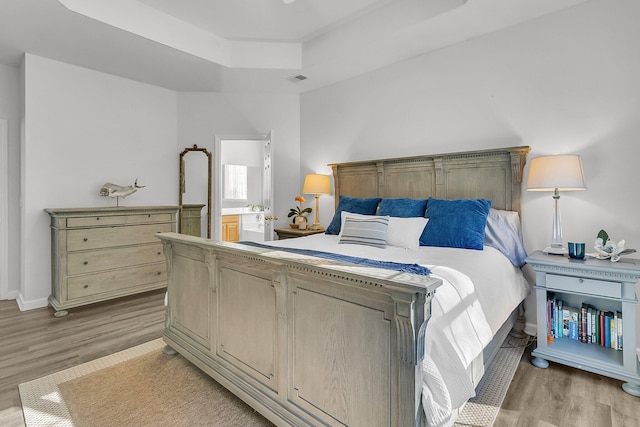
[
  {"xmin": 45, "ymin": 206, "xmax": 178, "ymax": 317},
  {"xmin": 179, "ymin": 204, "xmax": 205, "ymax": 237}
]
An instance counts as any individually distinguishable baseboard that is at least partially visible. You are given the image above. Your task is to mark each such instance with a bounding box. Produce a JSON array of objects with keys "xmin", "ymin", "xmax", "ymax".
[
  {"xmin": 1, "ymin": 289, "xmax": 19, "ymax": 300},
  {"xmin": 16, "ymin": 293, "xmax": 49, "ymax": 311}
]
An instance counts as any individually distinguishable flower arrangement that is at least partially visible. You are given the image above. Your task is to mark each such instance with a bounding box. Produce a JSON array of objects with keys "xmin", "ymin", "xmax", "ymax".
[
  {"xmin": 593, "ymin": 229, "xmax": 636, "ymax": 262},
  {"xmin": 288, "ymin": 196, "xmax": 312, "ymax": 220}
]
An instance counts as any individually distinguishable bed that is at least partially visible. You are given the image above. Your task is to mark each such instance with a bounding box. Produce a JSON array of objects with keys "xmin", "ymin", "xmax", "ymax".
[{"xmin": 158, "ymin": 146, "xmax": 531, "ymax": 427}]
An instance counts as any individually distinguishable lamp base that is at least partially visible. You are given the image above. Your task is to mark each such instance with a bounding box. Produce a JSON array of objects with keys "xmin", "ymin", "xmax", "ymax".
[
  {"xmin": 308, "ymin": 223, "xmax": 324, "ymax": 231},
  {"xmin": 543, "ymin": 245, "xmax": 567, "ymax": 255}
]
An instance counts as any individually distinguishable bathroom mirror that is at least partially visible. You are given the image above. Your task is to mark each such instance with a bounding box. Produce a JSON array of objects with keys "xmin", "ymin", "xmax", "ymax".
[{"xmin": 179, "ymin": 144, "xmax": 212, "ymax": 239}]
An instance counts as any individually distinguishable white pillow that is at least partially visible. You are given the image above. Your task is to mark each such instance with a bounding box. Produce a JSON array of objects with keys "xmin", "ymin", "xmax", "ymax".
[{"xmin": 386, "ymin": 217, "xmax": 429, "ymax": 251}]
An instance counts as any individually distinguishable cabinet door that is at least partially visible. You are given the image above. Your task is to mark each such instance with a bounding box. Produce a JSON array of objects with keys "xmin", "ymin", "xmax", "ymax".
[
  {"xmin": 222, "ymin": 215, "xmax": 239, "ymax": 242},
  {"xmin": 227, "ymin": 222, "xmax": 239, "ymax": 242},
  {"xmin": 222, "ymin": 223, "xmax": 229, "ymax": 241},
  {"xmin": 181, "ymin": 217, "xmax": 201, "ymax": 237}
]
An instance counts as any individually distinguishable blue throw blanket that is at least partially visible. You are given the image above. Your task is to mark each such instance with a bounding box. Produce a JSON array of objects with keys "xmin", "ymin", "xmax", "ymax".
[{"xmin": 239, "ymin": 241, "xmax": 431, "ymax": 276}]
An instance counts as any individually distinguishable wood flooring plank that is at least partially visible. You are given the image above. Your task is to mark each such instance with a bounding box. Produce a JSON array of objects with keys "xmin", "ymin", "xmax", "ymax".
[{"xmin": 561, "ymin": 397, "xmax": 611, "ymax": 427}]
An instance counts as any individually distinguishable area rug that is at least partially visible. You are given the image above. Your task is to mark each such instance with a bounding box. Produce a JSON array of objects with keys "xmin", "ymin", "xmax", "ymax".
[
  {"xmin": 454, "ymin": 335, "xmax": 529, "ymax": 427},
  {"xmin": 20, "ymin": 337, "xmax": 527, "ymax": 426},
  {"xmin": 19, "ymin": 339, "xmax": 272, "ymax": 427}
]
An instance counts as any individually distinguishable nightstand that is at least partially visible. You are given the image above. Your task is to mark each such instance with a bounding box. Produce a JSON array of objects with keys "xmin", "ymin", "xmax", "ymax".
[
  {"xmin": 274, "ymin": 228, "xmax": 325, "ymax": 240},
  {"xmin": 526, "ymin": 250, "xmax": 640, "ymax": 396}
]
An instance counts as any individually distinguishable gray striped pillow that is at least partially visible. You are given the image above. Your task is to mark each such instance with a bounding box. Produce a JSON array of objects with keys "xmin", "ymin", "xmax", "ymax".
[{"xmin": 338, "ymin": 215, "xmax": 389, "ymax": 248}]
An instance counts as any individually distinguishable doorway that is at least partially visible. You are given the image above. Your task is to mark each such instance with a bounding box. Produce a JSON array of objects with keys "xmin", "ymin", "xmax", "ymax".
[{"xmin": 213, "ymin": 133, "xmax": 273, "ymax": 242}]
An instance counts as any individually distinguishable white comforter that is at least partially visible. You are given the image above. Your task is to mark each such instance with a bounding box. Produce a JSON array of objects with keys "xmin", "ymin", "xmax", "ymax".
[{"xmin": 264, "ymin": 233, "xmax": 530, "ymax": 426}]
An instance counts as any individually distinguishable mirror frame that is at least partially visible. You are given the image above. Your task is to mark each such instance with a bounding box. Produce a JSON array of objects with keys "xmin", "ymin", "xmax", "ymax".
[{"xmin": 179, "ymin": 144, "xmax": 212, "ymax": 239}]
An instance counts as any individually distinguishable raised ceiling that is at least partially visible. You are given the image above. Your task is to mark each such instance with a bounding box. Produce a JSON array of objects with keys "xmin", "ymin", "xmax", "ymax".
[
  {"xmin": 136, "ymin": 0, "xmax": 394, "ymax": 41},
  {"xmin": 0, "ymin": 0, "xmax": 588, "ymax": 93}
]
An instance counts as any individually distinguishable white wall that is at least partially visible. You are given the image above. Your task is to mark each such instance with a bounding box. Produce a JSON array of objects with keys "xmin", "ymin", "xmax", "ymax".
[
  {"xmin": 177, "ymin": 92, "xmax": 300, "ymax": 230},
  {"xmin": 10, "ymin": 57, "xmax": 299, "ymax": 309},
  {"xmin": 300, "ymin": 0, "xmax": 640, "ymax": 333},
  {"xmin": 0, "ymin": 63, "xmax": 20, "ymax": 299},
  {"xmin": 302, "ymin": 0, "xmax": 640, "ymax": 251},
  {"xmin": 20, "ymin": 54, "xmax": 178, "ymax": 308}
]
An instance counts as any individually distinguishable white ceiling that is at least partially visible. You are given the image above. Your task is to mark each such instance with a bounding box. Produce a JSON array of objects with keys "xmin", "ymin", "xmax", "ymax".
[
  {"xmin": 136, "ymin": 0, "xmax": 395, "ymax": 41},
  {"xmin": 0, "ymin": 0, "xmax": 589, "ymax": 93}
]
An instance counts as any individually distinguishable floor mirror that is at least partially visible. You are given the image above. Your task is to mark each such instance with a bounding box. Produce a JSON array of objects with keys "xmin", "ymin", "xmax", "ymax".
[{"xmin": 179, "ymin": 144, "xmax": 212, "ymax": 239}]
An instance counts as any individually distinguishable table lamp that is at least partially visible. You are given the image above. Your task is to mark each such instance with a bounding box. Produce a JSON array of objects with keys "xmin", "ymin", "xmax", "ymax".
[
  {"xmin": 303, "ymin": 174, "xmax": 331, "ymax": 231},
  {"xmin": 526, "ymin": 154, "xmax": 586, "ymax": 255}
]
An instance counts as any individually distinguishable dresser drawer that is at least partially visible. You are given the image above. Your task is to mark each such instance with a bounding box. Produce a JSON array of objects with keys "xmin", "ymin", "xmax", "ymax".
[
  {"xmin": 67, "ymin": 243, "xmax": 164, "ymax": 275},
  {"xmin": 67, "ymin": 223, "xmax": 172, "ymax": 251},
  {"xmin": 181, "ymin": 210, "xmax": 202, "ymax": 219},
  {"xmin": 546, "ymin": 274, "xmax": 621, "ymax": 298},
  {"xmin": 67, "ymin": 263, "xmax": 166, "ymax": 300},
  {"xmin": 67, "ymin": 213, "xmax": 174, "ymax": 228}
]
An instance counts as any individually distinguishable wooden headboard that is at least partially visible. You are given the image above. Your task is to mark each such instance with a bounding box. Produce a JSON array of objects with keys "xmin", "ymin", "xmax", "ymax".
[{"xmin": 329, "ymin": 146, "xmax": 531, "ymax": 214}]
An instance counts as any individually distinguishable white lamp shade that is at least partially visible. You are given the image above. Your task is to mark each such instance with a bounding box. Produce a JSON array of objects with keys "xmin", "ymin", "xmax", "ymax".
[
  {"xmin": 526, "ymin": 155, "xmax": 587, "ymax": 191},
  {"xmin": 303, "ymin": 174, "xmax": 331, "ymax": 195}
]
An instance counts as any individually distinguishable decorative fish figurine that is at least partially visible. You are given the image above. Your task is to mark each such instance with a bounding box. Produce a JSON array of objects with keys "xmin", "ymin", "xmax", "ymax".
[{"xmin": 99, "ymin": 179, "xmax": 145, "ymax": 199}]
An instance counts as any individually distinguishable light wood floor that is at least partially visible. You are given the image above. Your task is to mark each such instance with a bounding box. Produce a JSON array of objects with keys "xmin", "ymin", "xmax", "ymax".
[
  {"xmin": 494, "ymin": 343, "xmax": 640, "ymax": 427},
  {"xmin": 1, "ymin": 290, "xmax": 638, "ymax": 426},
  {"xmin": 0, "ymin": 289, "xmax": 166, "ymax": 426}
]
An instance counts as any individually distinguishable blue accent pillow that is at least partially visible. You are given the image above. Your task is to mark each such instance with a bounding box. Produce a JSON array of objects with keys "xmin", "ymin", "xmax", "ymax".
[
  {"xmin": 326, "ymin": 196, "xmax": 381, "ymax": 235},
  {"xmin": 378, "ymin": 198, "xmax": 427, "ymax": 218},
  {"xmin": 419, "ymin": 197, "xmax": 492, "ymax": 250}
]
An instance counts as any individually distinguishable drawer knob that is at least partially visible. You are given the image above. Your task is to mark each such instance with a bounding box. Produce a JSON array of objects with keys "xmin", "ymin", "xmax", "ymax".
[
  {"xmin": 578, "ymin": 278, "xmax": 584, "ymax": 283},
  {"xmin": 96, "ymin": 217, "xmax": 100, "ymax": 221},
  {"xmin": 157, "ymin": 251, "xmax": 161, "ymax": 255},
  {"xmin": 83, "ymin": 237, "xmax": 88, "ymax": 242},
  {"xmin": 157, "ymin": 271, "xmax": 162, "ymax": 275},
  {"xmin": 83, "ymin": 284, "xmax": 89, "ymax": 289},
  {"xmin": 83, "ymin": 261, "xmax": 88, "ymax": 265}
]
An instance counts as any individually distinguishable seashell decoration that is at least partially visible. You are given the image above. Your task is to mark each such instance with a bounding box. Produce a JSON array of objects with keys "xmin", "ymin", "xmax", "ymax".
[
  {"xmin": 99, "ymin": 179, "xmax": 145, "ymax": 206},
  {"xmin": 592, "ymin": 229, "xmax": 636, "ymax": 262}
]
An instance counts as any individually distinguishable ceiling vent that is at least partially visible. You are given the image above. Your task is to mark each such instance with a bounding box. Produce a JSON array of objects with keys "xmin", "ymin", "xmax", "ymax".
[{"xmin": 288, "ymin": 74, "xmax": 308, "ymax": 83}]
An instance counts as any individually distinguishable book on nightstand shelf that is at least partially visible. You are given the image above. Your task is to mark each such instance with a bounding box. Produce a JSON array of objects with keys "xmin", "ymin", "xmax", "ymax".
[
  {"xmin": 546, "ymin": 294, "xmax": 622, "ymax": 351},
  {"xmin": 562, "ymin": 305, "xmax": 570, "ymax": 337},
  {"xmin": 617, "ymin": 312, "xmax": 623, "ymax": 350},
  {"xmin": 581, "ymin": 303, "xmax": 596, "ymax": 344},
  {"xmin": 604, "ymin": 311, "xmax": 611, "ymax": 348},
  {"xmin": 569, "ymin": 308, "xmax": 579, "ymax": 341}
]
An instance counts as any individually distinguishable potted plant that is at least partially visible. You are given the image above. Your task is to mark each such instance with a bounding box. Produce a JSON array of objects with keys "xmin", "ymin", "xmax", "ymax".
[{"xmin": 288, "ymin": 196, "xmax": 312, "ymax": 228}]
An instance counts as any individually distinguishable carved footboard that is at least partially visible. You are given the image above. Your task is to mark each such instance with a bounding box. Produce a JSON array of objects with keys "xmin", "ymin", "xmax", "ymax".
[{"xmin": 158, "ymin": 233, "xmax": 441, "ymax": 427}]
